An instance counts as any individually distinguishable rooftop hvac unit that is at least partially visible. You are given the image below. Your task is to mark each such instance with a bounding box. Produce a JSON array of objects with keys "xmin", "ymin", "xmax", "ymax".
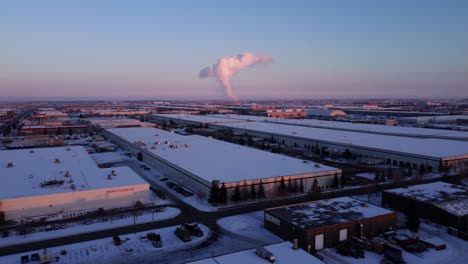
[
  {"xmin": 55, "ymin": 158, "xmax": 61, "ymax": 164},
  {"xmin": 7, "ymin": 162, "xmax": 13, "ymax": 168}
]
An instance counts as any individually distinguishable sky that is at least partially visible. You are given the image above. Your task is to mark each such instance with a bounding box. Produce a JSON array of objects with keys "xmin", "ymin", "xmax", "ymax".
[{"xmin": 1, "ymin": 0, "xmax": 467, "ymax": 100}]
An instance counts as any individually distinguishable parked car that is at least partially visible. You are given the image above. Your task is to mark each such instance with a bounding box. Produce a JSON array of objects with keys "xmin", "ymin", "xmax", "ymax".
[
  {"xmin": 166, "ymin": 182, "xmax": 177, "ymax": 188},
  {"xmin": 20, "ymin": 255, "xmax": 29, "ymax": 264},
  {"xmin": 113, "ymin": 236, "xmax": 122, "ymax": 246},
  {"xmin": 153, "ymin": 206, "xmax": 167, "ymax": 213},
  {"xmin": 147, "ymin": 232, "xmax": 163, "ymax": 248},
  {"xmin": 159, "ymin": 177, "xmax": 169, "ymax": 181},
  {"xmin": 83, "ymin": 219, "xmax": 92, "ymax": 225},
  {"xmin": 182, "ymin": 223, "xmax": 204, "ymax": 237},
  {"xmin": 175, "ymin": 186, "xmax": 194, "ymax": 197},
  {"xmin": 30, "ymin": 253, "xmax": 40, "ymax": 261},
  {"xmin": 175, "ymin": 226, "xmax": 191, "ymax": 242}
]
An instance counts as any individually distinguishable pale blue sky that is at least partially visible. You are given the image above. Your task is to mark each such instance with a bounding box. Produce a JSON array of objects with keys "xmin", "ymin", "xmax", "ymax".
[{"xmin": 1, "ymin": 0, "xmax": 467, "ymax": 99}]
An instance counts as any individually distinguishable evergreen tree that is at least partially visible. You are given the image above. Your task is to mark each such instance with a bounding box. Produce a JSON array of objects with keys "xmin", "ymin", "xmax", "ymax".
[
  {"xmin": 208, "ymin": 181, "xmax": 219, "ymax": 204},
  {"xmin": 231, "ymin": 184, "xmax": 241, "ymax": 202},
  {"xmin": 239, "ymin": 136, "xmax": 245, "ymax": 145},
  {"xmin": 257, "ymin": 180, "xmax": 266, "ymax": 199},
  {"xmin": 340, "ymin": 174, "xmax": 345, "ymax": 187},
  {"xmin": 299, "ymin": 179, "xmax": 305, "ymax": 193},
  {"xmin": 311, "ymin": 178, "xmax": 320, "ymax": 193},
  {"xmin": 293, "ymin": 180, "xmax": 299, "ymax": 193},
  {"xmin": 242, "ymin": 180, "xmax": 249, "ymax": 201},
  {"xmin": 219, "ymin": 183, "xmax": 227, "ymax": 205},
  {"xmin": 287, "ymin": 177, "xmax": 294, "ymax": 193},
  {"xmin": 332, "ymin": 173, "xmax": 339, "ymax": 188},
  {"xmin": 250, "ymin": 183, "xmax": 257, "ymax": 200},
  {"xmin": 278, "ymin": 177, "xmax": 287, "ymax": 194}
]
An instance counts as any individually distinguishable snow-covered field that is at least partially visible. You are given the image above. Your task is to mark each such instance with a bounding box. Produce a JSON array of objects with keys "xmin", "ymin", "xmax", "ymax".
[
  {"xmin": 217, "ymin": 211, "xmax": 282, "ymax": 244},
  {"xmin": 0, "ymin": 207, "xmax": 180, "ymax": 247},
  {"xmin": 0, "ymin": 224, "xmax": 211, "ymax": 264},
  {"xmin": 320, "ymin": 222, "xmax": 468, "ymax": 264}
]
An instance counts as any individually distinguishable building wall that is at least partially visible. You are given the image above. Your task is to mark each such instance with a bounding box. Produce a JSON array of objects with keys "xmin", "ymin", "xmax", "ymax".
[
  {"xmin": 0, "ymin": 184, "xmax": 150, "ymax": 220},
  {"xmin": 265, "ymin": 211, "xmax": 397, "ymax": 250}
]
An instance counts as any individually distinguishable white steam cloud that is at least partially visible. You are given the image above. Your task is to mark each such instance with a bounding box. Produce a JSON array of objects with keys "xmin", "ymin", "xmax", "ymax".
[{"xmin": 199, "ymin": 52, "xmax": 273, "ymax": 101}]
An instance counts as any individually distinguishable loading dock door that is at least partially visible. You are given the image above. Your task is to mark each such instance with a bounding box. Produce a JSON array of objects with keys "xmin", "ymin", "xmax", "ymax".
[
  {"xmin": 339, "ymin": 229, "xmax": 348, "ymax": 241},
  {"xmin": 315, "ymin": 234, "xmax": 324, "ymax": 250}
]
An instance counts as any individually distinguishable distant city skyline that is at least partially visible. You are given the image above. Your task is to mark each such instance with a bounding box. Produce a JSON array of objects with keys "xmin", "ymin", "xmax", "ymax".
[{"xmin": 1, "ymin": 0, "xmax": 467, "ymax": 100}]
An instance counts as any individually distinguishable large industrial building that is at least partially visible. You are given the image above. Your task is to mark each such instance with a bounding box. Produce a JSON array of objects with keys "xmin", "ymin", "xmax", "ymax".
[
  {"xmin": 210, "ymin": 121, "xmax": 468, "ymax": 173},
  {"xmin": 104, "ymin": 127, "xmax": 341, "ymax": 200},
  {"xmin": 209, "ymin": 114, "xmax": 468, "ymax": 141},
  {"xmin": 150, "ymin": 114, "xmax": 468, "ymax": 173},
  {"xmin": 382, "ymin": 182, "xmax": 468, "ymax": 232},
  {"xmin": 0, "ymin": 146, "xmax": 150, "ymax": 221},
  {"xmin": 150, "ymin": 114, "xmax": 245, "ymax": 127},
  {"xmin": 264, "ymin": 197, "xmax": 397, "ymax": 251}
]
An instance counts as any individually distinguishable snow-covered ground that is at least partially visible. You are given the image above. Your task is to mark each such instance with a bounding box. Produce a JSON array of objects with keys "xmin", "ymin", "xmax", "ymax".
[
  {"xmin": 320, "ymin": 222, "xmax": 468, "ymax": 264},
  {"xmin": 0, "ymin": 207, "xmax": 180, "ymax": 247},
  {"xmin": 217, "ymin": 211, "xmax": 283, "ymax": 244},
  {"xmin": 0, "ymin": 224, "xmax": 211, "ymax": 264}
]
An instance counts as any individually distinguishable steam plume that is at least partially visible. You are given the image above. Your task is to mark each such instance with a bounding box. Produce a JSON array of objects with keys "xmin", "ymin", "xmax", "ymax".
[{"xmin": 200, "ymin": 52, "xmax": 273, "ymax": 101}]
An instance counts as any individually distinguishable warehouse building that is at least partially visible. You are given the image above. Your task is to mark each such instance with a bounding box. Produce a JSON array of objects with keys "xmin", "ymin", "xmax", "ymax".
[
  {"xmin": 150, "ymin": 114, "xmax": 244, "ymax": 127},
  {"xmin": 209, "ymin": 114, "xmax": 468, "ymax": 141},
  {"xmin": 264, "ymin": 197, "xmax": 397, "ymax": 251},
  {"xmin": 209, "ymin": 121, "xmax": 468, "ymax": 173},
  {"xmin": 0, "ymin": 146, "xmax": 150, "ymax": 221},
  {"xmin": 104, "ymin": 127, "xmax": 341, "ymax": 201},
  {"xmin": 382, "ymin": 182, "xmax": 468, "ymax": 232}
]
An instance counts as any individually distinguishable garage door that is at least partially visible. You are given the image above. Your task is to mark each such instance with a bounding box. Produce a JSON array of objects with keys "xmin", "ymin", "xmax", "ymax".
[
  {"xmin": 339, "ymin": 229, "xmax": 348, "ymax": 241},
  {"xmin": 315, "ymin": 234, "xmax": 324, "ymax": 250}
]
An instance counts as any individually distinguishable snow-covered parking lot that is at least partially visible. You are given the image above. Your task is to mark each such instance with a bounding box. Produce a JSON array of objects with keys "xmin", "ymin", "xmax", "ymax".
[
  {"xmin": 0, "ymin": 207, "xmax": 180, "ymax": 247},
  {"xmin": 0, "ymin": 224, "xmax": 211, "ymax": 264}
]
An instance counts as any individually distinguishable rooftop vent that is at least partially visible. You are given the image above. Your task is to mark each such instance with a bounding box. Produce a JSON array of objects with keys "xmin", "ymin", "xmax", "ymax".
[{"xmin": 55, "ymin": 158, "xmax": 61, "ymax": 164}]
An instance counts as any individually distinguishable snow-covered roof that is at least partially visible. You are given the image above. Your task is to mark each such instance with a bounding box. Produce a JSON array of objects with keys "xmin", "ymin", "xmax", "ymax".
[
  {"xmin": 213, "ymin": 121, "xmax": 468, "ymax": 159},
  {"xmin": 152, "ymin": 114, "xmax": 246, "ymax": 124},
  {"xmin": 107, "ymin": 127, "xmax": 339, "ymax": 184},
  {"xmin": 385, "ymin": 182, "xmax": 468, "ymax": 215},
  {"xmin": 266, "ymin": 197, "xmax": 394, "ymax": 230},
  {"xmin": 187, "ymin": 242, "xmax": 325, "ymax": 264},
  {"xmin": 209, "ymin": 114, "xmax": 468, "ymax": 140},
  {"xmin": 0, "ymin": 146, "xmax": 148, "ymax": 200}
]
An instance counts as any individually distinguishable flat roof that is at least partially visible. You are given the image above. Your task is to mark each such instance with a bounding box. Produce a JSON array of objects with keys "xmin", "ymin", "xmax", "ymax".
[
  {"xmin": 266, "ymin": 197, "xmax": 394, "ymax": 230},
  {"xmin": 0, "ymin": 146, "xmax": 148, "ymax": 200},
  {"xmin": 152, "ymin": 114, "xmax": 246, "ymax": 124},
  {"xmin": 107, "ymin": 127, "xmax": 339, "ymax": 184},
  {"xmin": 210, "ymin": 114, "xmax": 468, "ymax": 140},
  {"xmin": 213, "ymin": 121, "xmax": 468, "ymax": 159},
  {"xmin": 384, "ymin": 182, "xmax": 468, "ymax": 215},
  {"xmin": 187, "ymin": 242, "xmax": 325, "ymax": 264}
]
